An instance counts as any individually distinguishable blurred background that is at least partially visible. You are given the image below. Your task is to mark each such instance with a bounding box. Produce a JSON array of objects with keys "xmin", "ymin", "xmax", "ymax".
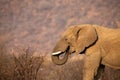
[
  {"xmin": 0, "ymin": 0, "xmax": 120, "ymax": 80},
  {"xmin": 0, "ymin": 0, "xmax": 120, "ymax": 54}
]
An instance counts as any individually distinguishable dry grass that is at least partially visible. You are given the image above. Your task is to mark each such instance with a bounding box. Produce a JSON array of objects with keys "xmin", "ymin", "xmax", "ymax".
[
  {"xmin": 0, "ymin": 46, "xmax": 44, "ymax": 80},
  {"xmin": 12, "ymin": 48, "xmax": 44, "ymax": 80}
]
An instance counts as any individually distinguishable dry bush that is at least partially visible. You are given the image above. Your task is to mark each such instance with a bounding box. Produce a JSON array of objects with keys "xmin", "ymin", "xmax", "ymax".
[
  {"xmin": 12, "ymin": 47, "xmax": 44, "ymax": 80},
  {"xmin": 0, "ymin": 46, "xmax": 44, "ymax": 80}
]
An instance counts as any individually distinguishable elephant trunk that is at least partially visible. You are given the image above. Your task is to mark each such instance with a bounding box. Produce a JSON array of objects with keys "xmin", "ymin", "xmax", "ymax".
[
  {"xmin": 51, "ymin": 51, "xmax": 69, "ymax": 65},
  {"xmin": 51, "ymin": 38, "xmax": 70, "ymax": 65}
]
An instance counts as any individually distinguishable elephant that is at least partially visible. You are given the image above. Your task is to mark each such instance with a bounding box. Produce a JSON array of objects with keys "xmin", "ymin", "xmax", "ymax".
[{"xmin": 51, "ymin": 24, "xmax": 120, "ymax": 80}]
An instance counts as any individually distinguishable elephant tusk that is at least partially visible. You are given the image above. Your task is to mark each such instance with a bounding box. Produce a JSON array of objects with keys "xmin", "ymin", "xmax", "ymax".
[{"xmin": 52, "ymin": 51, "xmax": 62, "ymax": 55}]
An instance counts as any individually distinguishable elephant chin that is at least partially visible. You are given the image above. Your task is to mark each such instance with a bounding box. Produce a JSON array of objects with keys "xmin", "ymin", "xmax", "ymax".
[{"xmin": 51, "ymin": 51, "xmax": 69, "ymax": 65}]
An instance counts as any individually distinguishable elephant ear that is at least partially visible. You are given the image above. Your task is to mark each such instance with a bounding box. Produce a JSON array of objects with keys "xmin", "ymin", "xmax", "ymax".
[{"xmin": 75, "ymin": 25, "xmax": 98, "ymax": 53}]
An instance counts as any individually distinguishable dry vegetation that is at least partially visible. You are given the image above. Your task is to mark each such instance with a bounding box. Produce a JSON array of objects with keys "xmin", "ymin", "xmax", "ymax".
[
  {"xmin": 0, "ymin": 40, "xmax": 44, "ymax": 80},
  {"xmin": 12, "ymin": 48, "xmax": 43, "ymax": 80}
]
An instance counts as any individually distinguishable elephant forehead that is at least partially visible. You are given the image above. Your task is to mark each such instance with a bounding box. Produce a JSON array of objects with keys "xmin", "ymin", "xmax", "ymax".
[
  {"xmin": 63, "ymin": 33, "xmax": 75, "ymax": 39},
  {"xmin": 67, "ymin": 34, "xmax": 75, "ymax": 39},
  {"xmin": 63, "ymin": 26, "xmax": 80, "ymax": 38},
  {"xmin": 64, "ymin": 30, "xmax": 73, "ymax": 35}
]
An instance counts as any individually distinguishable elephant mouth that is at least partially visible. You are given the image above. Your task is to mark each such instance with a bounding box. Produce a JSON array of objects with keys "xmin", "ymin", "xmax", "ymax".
[
  {"xmin": 51, "ymin": 46, "xmax": 71, "ymax": 65},
  {"xmin": 52, "ymin": 46, "xmax": 70, "ymax": 56}
]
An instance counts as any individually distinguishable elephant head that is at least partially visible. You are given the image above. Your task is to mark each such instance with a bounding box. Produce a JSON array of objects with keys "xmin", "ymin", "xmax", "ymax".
[{"xmin": 51, "ymin": 25, "xmax": 98, "ymax": 65}]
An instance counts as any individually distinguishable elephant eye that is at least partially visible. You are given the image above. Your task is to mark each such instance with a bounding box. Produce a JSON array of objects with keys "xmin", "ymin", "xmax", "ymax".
[{"xmin": 65, "ymin": 38, "xmax": 71, "ymax": 44}]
